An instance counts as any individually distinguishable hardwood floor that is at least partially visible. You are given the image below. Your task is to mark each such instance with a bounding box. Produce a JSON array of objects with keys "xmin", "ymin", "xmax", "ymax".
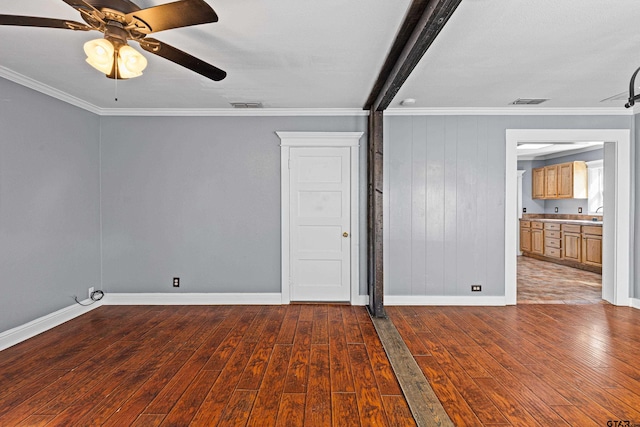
[
  {"xmin": 518, "ymin": 255, "xmax": 603, "ymax": 304},
  {"xmin": 388, "ymin": 304, "xmax": 640, "ymax": 426},
  {"xmin": 0, "ymin": 305, "xmax": 415, "ymax": 426},
  {"xmin": 4, "ymin": 303, "xmax": 640, "ymax": 426}
]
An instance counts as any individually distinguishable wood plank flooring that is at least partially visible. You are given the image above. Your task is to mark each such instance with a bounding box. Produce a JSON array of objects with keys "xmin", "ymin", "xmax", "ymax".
[
  {"xmin": 0, "ymin": 305, "xmax": 415, "ymax": 426},
  {"xmin": 518, "ymin": 256, "xmax": 603, "ymax": 304},
  {"xmin": 388, "ymin": 304, "xmax": 640, "ymax": 426}
]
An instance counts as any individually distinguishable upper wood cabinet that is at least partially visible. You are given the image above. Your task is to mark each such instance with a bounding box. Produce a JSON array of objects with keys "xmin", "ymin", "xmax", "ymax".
[
  {"xmin": 532, "ymin": 168, "xmax": 545, "ymax": 199},
  {"xmin": 532, "ymin": 161, "xmax": 587, "ymax": 199},
  {"xmin": 544, "ymin": 165, "xmax": 558, "ymax": 198}
]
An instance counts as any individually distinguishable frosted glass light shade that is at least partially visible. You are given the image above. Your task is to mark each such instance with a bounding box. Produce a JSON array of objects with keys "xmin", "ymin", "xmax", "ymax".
[
  {"xmin": 117, "ymin": 45, "xmax": 147, "ymax": 79},
  {"xmin": 84, "ymin": 39, "xmax": 115, "ymax": 74}
]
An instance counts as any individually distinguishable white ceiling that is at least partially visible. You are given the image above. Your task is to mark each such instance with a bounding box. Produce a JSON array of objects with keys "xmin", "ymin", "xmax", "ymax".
[
  {"xmin": 516, "ymin": 141, "xmax": 603, "ymax": 160},
  {"xmin": 1, "ymin": 0, "xmax": 640, "ymax": 111}
]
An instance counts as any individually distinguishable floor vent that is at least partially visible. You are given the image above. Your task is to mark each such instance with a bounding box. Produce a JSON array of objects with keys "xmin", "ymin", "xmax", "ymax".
[{"xmin": 510, "ymin": 98, "xmax": 549, "ymax": 105}]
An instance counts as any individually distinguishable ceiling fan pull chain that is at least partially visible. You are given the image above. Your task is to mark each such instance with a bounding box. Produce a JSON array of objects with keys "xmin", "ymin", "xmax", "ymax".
[{"xmin": 114, "ymin": 65, "xmax": 118, "ymax": 102}]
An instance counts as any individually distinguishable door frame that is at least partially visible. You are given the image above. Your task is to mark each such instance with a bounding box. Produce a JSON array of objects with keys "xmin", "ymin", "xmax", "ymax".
[
  {"xmin": 505, "ymin": 129, "xmax": 631, "ymax": 306},
  {"xmin": 277, "ymin": 132, "xmax": 363, "ymax": 304}
]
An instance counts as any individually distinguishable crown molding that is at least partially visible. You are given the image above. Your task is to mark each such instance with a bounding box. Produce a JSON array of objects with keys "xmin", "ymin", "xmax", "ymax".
[
  {"xmin": 385, "ymin": 107, "xmax": 635, "ymax": 116},
  {"xmin": 0, "ymin": 66, "xmax": 101, "ymax": 115},
  {"xmin": 3, "ymin": 67, "xmax": 639, "ymax": 117},
  {"xmin": 96, "ymin": 107, "xmax": 369, "ymax": 116}
]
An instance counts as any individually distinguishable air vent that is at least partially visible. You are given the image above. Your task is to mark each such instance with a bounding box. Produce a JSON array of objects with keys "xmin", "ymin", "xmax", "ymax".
[
  {"xmin": 230, "ymin": 102, "xmax": 263, "ymax": 108},
  {"xmin": 510, "ymin": 98, "xmax": 549, "ymax": 105}
]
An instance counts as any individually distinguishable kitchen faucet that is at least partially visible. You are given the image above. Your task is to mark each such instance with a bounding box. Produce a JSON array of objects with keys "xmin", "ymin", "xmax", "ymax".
[{"xmin": 595, "ymin": 206, "xmax": 604, "ymax": 213}]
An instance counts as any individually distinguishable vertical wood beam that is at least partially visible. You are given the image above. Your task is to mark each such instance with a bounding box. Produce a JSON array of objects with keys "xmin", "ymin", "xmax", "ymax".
[{"xmin": 368, "ymin": 110, "xmax": 385, "ymax": 317}]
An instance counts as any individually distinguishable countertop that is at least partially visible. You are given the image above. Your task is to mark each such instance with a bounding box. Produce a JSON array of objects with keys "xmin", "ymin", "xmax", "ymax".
[{"xmin": 521, "ymin": 218, "xmax": 603, "ymax": 226}]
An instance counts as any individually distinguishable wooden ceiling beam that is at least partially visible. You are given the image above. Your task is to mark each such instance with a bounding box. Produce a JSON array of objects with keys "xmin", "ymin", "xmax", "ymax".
[{"xmin": 364, "ymin": 0, "xmax": 462, "ymax": 111}]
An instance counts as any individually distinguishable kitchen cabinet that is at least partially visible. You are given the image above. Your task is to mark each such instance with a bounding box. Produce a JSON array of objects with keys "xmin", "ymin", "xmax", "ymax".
[
  {"xmin": 532, "ymin": 161, "xmax": 587, "ymax": 199},
  {"xmin": 582, "ymin": 225, "xmax": 602, "ymax": 267},
  {"xmin": 544, "ymin": 165, "xmax": 558, "ymax": 198},
  {"xmin": 543, "ymin": 222, "xmax": 561, "ymax": 258},
  {"xmin": 520, "ymin": 219, "xmax": 602, "ymax": 273},
  {"xmin": 532, "ymin": 168, "xmax": 545, "ymax": 199},
  {"xmin": 562, "ymin": 224, "xmax": 582, "ymax": 263},
  {"xmin": 531, "ymin": 222, "xmax": 544, "ymax": 254},
  {"xmin": 558, "ymin": 162, "xmax": 588, "ymax": 199},
  {"xmin": 520, "ymin": 221, "xmax": 531, "ymax": 252}
]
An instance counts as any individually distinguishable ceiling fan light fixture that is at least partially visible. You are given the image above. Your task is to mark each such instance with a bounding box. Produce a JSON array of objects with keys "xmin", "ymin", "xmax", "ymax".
[
  {"xmin": 84, "ymin": 38, "xmax": 115, "ymax": 75},
  {"xmin": 117, "ymin": 45, "xmax": 147, "ymax": 79}
]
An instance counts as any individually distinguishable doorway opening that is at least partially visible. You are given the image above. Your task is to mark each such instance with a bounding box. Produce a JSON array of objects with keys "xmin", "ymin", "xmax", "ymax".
[
  {"xmin": 516, "ymin": 142, "xmax": 603, "ymax": 304},
  {"xmin": 505, "ymin": 129, "xmax": 631, "ymax": 306}
]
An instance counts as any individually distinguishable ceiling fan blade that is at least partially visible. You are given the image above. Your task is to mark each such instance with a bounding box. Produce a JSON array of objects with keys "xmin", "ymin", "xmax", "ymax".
[
  {"xmin": 126, "ymin": 0, "xmax": 217, "ymax": 34},
  {"xmin": 0, "ymin": 15, "xmax": 92, "ymax": 31},
  {"xmin": 60, "ymin": 0, "xmax": 102, "ymax": 15},
  {"xmin": 138, "ymin": 38, "xmax": 226, "ymax": 81}
]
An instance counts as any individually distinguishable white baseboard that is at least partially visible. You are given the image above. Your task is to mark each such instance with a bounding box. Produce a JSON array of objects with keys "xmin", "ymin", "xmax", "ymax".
[
  {"xmin": 102, "ymin": 292, "xmax": 283, "ymax": 305},
  {"xmin": 0, "ymin": 299, "xmax": 102, "ymax": 351},
  {"xmin": 1, "ymin": 291, "xmax": 365, "ymax": 351},
  {"xmin": 631, "ymin": 298, "xmax": 640, "ymax": 309},
  {"xmin": 384, "ymin": 295, "xmax": 507, "ymax": 306},
  {"xmin": 352, "ymin": 295, "xmax": 370, "ymax": 306}
]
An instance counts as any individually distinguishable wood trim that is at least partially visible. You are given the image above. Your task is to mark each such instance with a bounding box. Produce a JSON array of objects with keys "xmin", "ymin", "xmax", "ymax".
[{"xmin": 371, "ymin": 314, "xmax": 454, "ymax": 426}]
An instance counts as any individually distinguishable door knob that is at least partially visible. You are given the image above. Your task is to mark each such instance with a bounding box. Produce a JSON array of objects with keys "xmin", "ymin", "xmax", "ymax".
[{"xmin": 343, "ymin": 232, "xmax": 349, "ymax": 237}]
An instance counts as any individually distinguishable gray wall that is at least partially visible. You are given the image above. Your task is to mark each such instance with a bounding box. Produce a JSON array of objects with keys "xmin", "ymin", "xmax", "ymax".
[
  {"xmin": 0, "ymin": 78, "xmax": 101, "ymax": 332},
  {"xmin": 518, "ymin": 149, "xmax": 604, "ymax": 215},
  {"xmin": 385, "ymin": 115, "xmax": 631, "ymax": 297},
  {"xmin": 517, "ymin": 159, "xmax": 545, "ymax": 214},
  {"xmin": 99, "ymin": 116, "xmax": 368, "ymax": 295}
]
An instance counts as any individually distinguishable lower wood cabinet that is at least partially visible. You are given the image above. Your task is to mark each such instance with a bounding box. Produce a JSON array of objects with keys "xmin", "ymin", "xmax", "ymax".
[
  {"xmin": 520, "ymin": 219, "xmax": 602, "ymax": 273},
  {"xmin": 520, "ymin": 227, "xmax": 531, "ymax": 252},
  {"xmin": 562, "ymin": 232, "xmax": 581, "ymax": 262},
  {"xmin": 543, "ymin": 222, "xmax": 561, "ymax": 258},
  {"xmin": 531, "ymin": 222, "xmax": 544, "ymax": 255},
  {"xmin": 582, "ymin": 226, "xmax": 603, "ymax": 267}
]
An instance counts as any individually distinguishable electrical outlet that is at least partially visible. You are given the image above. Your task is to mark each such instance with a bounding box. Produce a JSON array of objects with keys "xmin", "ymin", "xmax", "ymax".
[
  {"xmin": 555, "ymin": 207, "xmax": 559, "ymax": 213},
  {"xmin": 88, "ymin": 287, "xmax": 94, "ymax": 299},
  {"xmin": 173, "ymin": 277, "xmax": 180, "ymax": 287},
  {"xmin": 578, "ymin": 207, "xmax": 582, "ymax": 213},
  {"xmin": 522, "ymin": 207, "xmax": 527, "ymax": 213},
  {"xmin": 471, "ymin": 285, "xmax": 482, "ymax": 292}
]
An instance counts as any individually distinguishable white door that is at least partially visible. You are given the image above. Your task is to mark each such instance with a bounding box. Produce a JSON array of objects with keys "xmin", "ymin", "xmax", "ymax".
[{"xmin": 289, "ymin": 147, "xmax": 351, "ymax": 301}]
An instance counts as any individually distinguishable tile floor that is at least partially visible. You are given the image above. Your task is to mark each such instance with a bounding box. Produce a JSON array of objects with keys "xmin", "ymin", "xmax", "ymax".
[{"xmin": 517, "ymin": 256, "xmax": 603, "ymax": 304}]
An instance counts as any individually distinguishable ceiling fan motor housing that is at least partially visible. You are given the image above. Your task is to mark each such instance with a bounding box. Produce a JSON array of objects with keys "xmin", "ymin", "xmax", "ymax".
[{"xmin": 104, "ymin": 21, "xmax": 130, "ymax": 46}]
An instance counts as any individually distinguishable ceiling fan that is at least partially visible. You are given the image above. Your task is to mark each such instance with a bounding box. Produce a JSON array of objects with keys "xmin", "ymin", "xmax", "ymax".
[{"xmin": 0, "ymin": 0, "xmax": 226, "ymax": 81}]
